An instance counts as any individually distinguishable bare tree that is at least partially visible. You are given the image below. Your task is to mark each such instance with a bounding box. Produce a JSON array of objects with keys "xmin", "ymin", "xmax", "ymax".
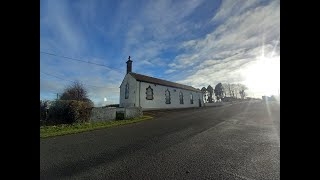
[
  {"xmin": 228, "ymin": 84, "xmax": 233, "ymax": 97},
  {"xmin": 222, "ymin": 83, "xmax": 248, "ymax": 100},
  {"xmin": 223, "ymin": 83, "xmax": 233, "ymax": 97},
  {"xmin": 60, "ymin": 81, "xmax": 93, "ymax": 106},
  {"xmin": 222, "ymin": 84, "xmax": 227, "ymax": 97},
  {"xmin": 235, "ymin": 84, "xmax": 240, "ymax": 98},
  {"xmin": 238, "ymin": 84, "xmax": 248, "ymax": 99}
]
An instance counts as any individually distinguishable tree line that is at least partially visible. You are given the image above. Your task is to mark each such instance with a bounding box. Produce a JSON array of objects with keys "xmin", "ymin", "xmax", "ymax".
[{"xmin": 201, "ymin": 83, "xmax": 248, "ymax": 103}]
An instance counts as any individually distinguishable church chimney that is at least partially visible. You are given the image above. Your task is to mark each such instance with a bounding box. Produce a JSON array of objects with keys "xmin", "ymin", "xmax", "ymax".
[{"xmin": 126, "ymin": 56, "xmax": 132, "ymax": 74}]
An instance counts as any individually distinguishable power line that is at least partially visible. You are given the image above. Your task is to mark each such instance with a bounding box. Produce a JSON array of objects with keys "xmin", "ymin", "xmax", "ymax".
[
  {"xmin": 40, "ymin": 51, "xmax": 123, "ymax": 73},
  {"xmin": 41, "ymin": 72, "xmax": 74, "ymax": 83},
  {"xmin": 40, "ymin": 71, "xmax": 117, "ymax": 89}
]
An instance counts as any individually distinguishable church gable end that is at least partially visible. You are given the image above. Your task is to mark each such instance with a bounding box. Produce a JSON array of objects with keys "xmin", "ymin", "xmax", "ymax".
[{"xmin": 119, "ymin": 73, "xmax": 137, "ymax": 108}]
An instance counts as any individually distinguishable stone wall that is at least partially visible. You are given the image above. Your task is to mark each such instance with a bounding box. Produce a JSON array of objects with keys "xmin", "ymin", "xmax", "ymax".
[
  {"xmin": 90, "ymin": 107, "xmax": 142, "ymax": 122},
  {"xmin": 90, "ymin": 107, "xmax": 117, "ymax": 122},
  {"xmin": 124, "ymin": 107, "xmax": 143, "ymax": 119}
]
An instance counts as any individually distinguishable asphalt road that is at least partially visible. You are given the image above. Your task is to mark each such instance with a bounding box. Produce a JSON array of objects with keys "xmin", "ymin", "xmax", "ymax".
[{"xmin": 40, "ymin": 101, "xmax": 280, "ymax": 180}]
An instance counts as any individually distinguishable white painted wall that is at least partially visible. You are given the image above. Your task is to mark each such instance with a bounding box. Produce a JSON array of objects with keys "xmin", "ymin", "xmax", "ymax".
[
  {"xmin": 119, "ymin": 74, "xmax": 137, "ymax": 107},
  {"xmin": 120, "ymin": 75, "xmax": 204, "ymax": 110},
  {"xmin": 137, "ymin": 82, "xmax": 204, "ymax": 110}
]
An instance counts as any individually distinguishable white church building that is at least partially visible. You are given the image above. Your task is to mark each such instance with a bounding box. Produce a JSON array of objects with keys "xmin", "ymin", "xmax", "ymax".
[{"xmin": 119, "ymin": 56, "xmax": 204, "ymax": 110}]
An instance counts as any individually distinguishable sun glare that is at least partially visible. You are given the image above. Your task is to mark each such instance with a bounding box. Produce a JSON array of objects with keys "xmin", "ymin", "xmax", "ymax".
[{"xmin": 242, "ymin": 56, "xmax": 280, "ymax": 97}]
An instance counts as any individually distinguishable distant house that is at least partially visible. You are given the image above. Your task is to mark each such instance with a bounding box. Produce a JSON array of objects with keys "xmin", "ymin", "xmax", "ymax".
[
  {"xmin": 262, "ymin": 95, "xmax": 276, "ymax": 102},
  {"xmin": 119, "ymin": 56, "xmax": 204, "ymax": 110}
]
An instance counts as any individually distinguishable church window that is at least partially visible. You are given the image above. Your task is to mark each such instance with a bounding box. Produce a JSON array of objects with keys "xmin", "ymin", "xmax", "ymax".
[
  {"xmin": 146, "ymin": 86, "xmax": 154, "ymax": 100},
  {"xmin": 190, "ymin": 93, "xmax": 194, "ymax": 104},
  {"xmin": 125, "ymin": 83, "xmax": 129, "ymax": 99},
  {"xmin": 179, "ymin": 91, "xmax": 184, "ymax": 104},
  {"xmin": 165, "ymin": 89, "xmax": 171, "ymax": 104}
]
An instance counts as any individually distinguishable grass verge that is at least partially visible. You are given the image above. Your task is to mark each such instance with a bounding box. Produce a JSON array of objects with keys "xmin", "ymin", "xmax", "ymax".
[{"xmin": 40, "ymin": 115, "xmax": 153, "ymax": 138}]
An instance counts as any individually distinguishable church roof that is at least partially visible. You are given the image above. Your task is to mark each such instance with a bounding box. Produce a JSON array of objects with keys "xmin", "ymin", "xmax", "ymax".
[{"xmin": 129, "ymin": 72, "xmax": 202, "ymax": 93}]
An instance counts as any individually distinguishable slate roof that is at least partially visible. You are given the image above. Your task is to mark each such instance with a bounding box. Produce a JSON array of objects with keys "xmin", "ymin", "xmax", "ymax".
[{"xmin": 129, "ymin": 72, "xmax": 202, "ymax": 93}]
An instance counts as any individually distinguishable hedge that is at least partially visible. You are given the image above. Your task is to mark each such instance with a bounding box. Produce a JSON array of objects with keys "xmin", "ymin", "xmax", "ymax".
[
  {"xmin": 40, "ymin": 104, "xmax": 47, "ymax": 121},
  {"xmin": 46, "ymin": 100, "xmax": 92, "ymax": 125}
]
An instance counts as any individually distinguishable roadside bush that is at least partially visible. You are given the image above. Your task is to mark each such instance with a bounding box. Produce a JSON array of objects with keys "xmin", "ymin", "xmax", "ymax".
[
  {"xmin": 46, "ymin": 100, "xmax": 93, "ymax": 125},
  {"xmin": 40, "ymin": 100, "xmax": 48, "ymax": 122}
]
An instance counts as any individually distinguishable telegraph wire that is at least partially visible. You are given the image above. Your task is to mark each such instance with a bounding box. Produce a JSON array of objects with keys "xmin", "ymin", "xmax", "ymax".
[
  {"xmin": 40, "ymin": 51, "xmax": 124, "ymax": 73},
  {"xmin": 40, "ymin": 71, "xmax": 118, "ymax": 89}
]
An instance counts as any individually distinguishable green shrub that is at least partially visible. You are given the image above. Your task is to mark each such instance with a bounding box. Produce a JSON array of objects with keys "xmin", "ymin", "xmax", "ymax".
[
  {"xmin": 47, "ymin": 100, "xmax": 92, "ymax": 125},
  {"xmin": 40, "ymin": 100, "xmax": 48, "ymax": 121}
]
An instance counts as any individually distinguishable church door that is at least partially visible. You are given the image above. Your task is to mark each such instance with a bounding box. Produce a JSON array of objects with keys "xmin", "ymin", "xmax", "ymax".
[{"xmin": 198, "ymin": 99, "xmax": 201, "ymax": 107}]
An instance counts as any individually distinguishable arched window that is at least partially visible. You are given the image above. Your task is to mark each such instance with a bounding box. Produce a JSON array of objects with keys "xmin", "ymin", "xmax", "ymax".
[
  {"xmin": 165, "ymin": 89, "xmax": 171, "ymax": 104},
  {"xmin": 146, "ymin": 85, "xmax": 153, "ymax": 100},
  {"xmin": 190, "ymin": 93, "xmax": 194, "ymax": 104},
  {"xmin": 125, "ymin": 83, "xmax": 129, "ymax": 99},
  {"xmin": 179, "ymin": 91, "xmax": 184, "ymax": 104}
]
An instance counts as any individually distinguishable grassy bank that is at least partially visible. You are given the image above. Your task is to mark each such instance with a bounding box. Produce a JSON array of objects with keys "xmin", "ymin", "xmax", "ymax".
[{"xmin": 40, "ymin": 115, "xmax": 153, "ymax": 138}]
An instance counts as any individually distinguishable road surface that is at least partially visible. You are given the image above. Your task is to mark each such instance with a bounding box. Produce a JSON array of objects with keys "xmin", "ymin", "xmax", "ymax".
[{"xmin": 40, "ymin": 101, "xmax": 280, "ymax": 179}]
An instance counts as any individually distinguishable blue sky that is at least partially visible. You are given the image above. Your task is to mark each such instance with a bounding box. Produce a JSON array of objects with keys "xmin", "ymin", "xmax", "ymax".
[{"xmin": 40, "ymin": 0, "xmax": 280, "ymax": 106}]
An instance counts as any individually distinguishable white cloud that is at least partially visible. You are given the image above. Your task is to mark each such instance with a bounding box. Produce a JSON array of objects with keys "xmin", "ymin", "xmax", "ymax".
[
  {"xmin": 40, "ymin": 78, "xmax": 66, "ymax": 93},
  {"xmin": 164, "ymin": 69, "xmax": 176, "ymax": 74},
  {"xmin": 121, "ymin": 0, "xmax": 207, "ymax": 73},
  {"xmin": 210, "ymin": 0, "xmax": 260, "ymax": 23},
  {"xmin": 40, "ymin": 0, "xmax": 87, "ymax": 56},
  {"xmin": 168, "ymin": 0, "xmax": 280, "ymax": 97}
]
